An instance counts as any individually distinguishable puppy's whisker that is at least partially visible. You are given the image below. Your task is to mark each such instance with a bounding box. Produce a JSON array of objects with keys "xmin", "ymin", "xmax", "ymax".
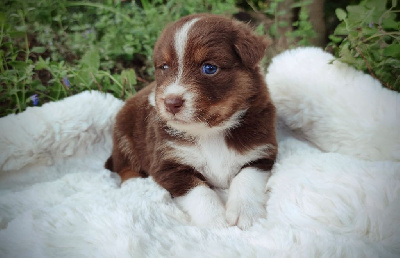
[{"xmin": 144, "ymin": 113, "xmax": 151, "ymax": 122}]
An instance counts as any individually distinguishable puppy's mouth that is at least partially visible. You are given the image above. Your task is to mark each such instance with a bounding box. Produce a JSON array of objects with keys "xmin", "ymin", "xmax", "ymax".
[
  {"xmin": 158, "ymin": 104, "xmax": 191, "ymax": 124},
  {"xmin": 157, "ymin": 96, "xmax": 196, "ymax": 125},
  {"xmin": 155, "ymin": 94, "xmax": 218, "ymax": 132},
  {"xmin": 160, "ymin": 105, "xmax": 212, "ymax": 132},
  {"xmin": 168, "ymin": 115, "xmax": 189, "ymax": 124}
]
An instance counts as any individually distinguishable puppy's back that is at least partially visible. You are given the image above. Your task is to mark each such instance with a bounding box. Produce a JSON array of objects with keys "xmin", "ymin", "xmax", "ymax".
[{"xmin": 106, "ymin": 82, "xmax": 158, "ymax": 180}]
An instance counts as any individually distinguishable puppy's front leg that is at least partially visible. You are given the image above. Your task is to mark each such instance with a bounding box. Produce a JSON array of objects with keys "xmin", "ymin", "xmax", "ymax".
[
  {"xmin": 175, "ymin": 185, "xmax": 228, "ymax": 227},
  {"xmin": 154, "ymin": 162, "xmax": 227, "ymax": 228},
  {"xmin": 226, "ymin": 167, "xmax": 271, "ymax": 229}
]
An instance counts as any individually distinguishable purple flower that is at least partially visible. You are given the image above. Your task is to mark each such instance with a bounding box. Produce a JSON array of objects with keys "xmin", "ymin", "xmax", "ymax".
[
  {"xmin": 30, "ymin": 94, "xmax": 39, "ymax": 106},
  {"xmin": 62, "ymin": 77, "xmax": 71, "ymax": 88},
  {"xmin": 83, "ymin": 28, "xmax": 94, "ymax": 38}
]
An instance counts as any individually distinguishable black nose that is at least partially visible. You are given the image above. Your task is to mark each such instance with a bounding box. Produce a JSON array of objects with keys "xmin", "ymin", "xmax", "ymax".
[{"xmin": 164, "ymin": 96, "xmax": 184, "ymax": 115}]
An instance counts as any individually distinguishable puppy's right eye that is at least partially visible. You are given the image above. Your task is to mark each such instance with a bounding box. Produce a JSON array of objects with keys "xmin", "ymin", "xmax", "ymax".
[
  {"xmin": 160, "ymin": 64, "xmax": 169, "ymax": 70},
  {"xmin": 202, "ymin": 63, "xmax": 218, "ymax": 75}
]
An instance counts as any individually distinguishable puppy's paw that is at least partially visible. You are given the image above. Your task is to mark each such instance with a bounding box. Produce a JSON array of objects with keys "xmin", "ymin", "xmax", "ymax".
[
  {"xmin": 226, "ymin": 167, "xmax": 270, "ymax": 230},
  {"xmin": 175, "ymin": 185, "xmax": 228, "ymax": 228},
  {"xmin": 226, "ymin": 198, "xmax": 265, "ymax": 230}
]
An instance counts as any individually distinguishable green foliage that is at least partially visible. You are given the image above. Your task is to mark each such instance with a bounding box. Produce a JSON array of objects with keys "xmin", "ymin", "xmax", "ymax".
[
  {"xmin": 288, "ymin": 0, "xmax": 316, "ymax": 46},
  {"xmin": 241, "ymin": 0, "xmax": 316, "ymax": 47},
  {"xmin": 3, "ymin": 0, "xmax": 397, "ymax": 118},
  {"xmin": 264, "ymin": 0, "xmax": 286, "ymax": 38},
  {"xmin": 329, "ymin": 0, "xmax": 400, "ymax": 90},
  {"xmin": 0, "ymin": 0, "xmax": 236, "ymax": 116}
]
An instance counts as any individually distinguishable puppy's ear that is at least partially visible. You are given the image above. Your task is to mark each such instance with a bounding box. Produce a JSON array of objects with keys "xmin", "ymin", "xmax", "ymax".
[{"xmin": 233, "ymin": 22, "xmax": 270, "ymax": 69}]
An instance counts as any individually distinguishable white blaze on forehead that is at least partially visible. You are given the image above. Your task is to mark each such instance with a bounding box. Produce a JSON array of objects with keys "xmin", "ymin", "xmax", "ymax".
[
  {"xmin": 174, "ymin": 18, "xmax": 200, "ymax": 81},
  {"xmin": 158, "ymin": 18, "xmax": 200, "ymax": 126},
  {"xmin": 164, "ymin": 83, "xmax": 186, "ymax": 96}
]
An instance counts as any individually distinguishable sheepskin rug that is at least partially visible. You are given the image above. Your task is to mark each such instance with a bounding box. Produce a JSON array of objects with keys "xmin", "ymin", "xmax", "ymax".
[{"xmin": 1, "ymin": 47, "xmax": 399, "ymax": 257}]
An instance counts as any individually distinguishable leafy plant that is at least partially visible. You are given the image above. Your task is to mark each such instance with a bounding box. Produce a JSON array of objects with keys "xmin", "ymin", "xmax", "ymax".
[
  {"xmin": 329, "ymin": 0, "xmax": 400, "ymax": 90},
  {"xmin": 288, "ymin": 0, "xmax": 316, "ymax": 46},
  {"xmin": 242, "ymin": 0, "xmax": 316, "ymax": 47}
]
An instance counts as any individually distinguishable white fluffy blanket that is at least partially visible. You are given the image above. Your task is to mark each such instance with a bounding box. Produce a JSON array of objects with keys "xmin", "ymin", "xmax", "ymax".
[{"xmin": 1, "ymin": 47, "xmax": 399, "ymax": 257}]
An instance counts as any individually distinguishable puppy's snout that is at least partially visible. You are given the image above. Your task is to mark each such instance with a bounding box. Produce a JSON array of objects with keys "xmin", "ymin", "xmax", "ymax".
[{"xmin": 164, "ymin": 95, "xmax": 184, "ymax": 115}]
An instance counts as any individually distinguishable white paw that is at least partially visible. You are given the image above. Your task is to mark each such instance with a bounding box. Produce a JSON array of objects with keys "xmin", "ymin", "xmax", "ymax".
[
  {"xmin": 175, "ymin": 185, "xmax": 228, "ymax": 228},
  {"xmin": 226, "ymin": 167, "xmax": 270, "ymax": 230},
  {"xmin": 226, "ymin": 197, "xmax": 265, "ymax": 230}
]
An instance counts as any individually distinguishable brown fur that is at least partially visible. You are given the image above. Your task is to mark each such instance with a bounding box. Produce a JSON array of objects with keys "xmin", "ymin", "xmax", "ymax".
[{"xmin": 105, "ymin": 14, "xmax": 277, "ymax": 198}]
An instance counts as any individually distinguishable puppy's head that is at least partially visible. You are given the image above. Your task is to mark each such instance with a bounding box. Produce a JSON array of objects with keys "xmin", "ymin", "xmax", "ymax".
[{"xmin": 151, "ymin": 14, "xmax": 269, "ymax": 135}]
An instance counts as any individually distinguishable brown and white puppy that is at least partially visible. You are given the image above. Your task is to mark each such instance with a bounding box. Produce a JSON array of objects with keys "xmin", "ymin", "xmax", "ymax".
[{"xmin": 105, "ymin": 14, "xmax": 277, "ymax": 229}]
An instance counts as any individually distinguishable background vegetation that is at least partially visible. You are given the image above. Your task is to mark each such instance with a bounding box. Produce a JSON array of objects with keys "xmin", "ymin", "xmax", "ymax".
[{"xmin": 0, "ymin": 0, "xmax": 399, "ymax": 117}]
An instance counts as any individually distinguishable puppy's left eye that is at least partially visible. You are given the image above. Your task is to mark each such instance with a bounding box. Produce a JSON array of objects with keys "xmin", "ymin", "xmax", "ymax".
[{"xmin": 202, "ymin": 63, "xmax": 218, "ymax": 75}]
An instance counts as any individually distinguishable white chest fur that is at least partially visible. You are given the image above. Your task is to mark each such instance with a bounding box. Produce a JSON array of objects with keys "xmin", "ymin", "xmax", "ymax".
[{"xmin": 169, "ymin": 132, "xmax": 271, "ymax": 189}]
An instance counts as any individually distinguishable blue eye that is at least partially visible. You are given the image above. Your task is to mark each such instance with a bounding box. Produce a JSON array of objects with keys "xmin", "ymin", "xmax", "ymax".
[{"xmin": 202, "ymin": 63, "xmax": 218, "ymax": 75}]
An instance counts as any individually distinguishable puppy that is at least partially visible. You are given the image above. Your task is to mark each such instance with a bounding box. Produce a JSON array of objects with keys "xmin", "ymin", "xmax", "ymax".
[{"xmin": 105, "ymin": 13, "xmax": 277, "ymax": 229}]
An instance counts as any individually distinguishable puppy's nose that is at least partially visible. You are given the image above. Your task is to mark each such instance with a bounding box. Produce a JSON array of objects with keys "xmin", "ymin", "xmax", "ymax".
[{"xmin": 164, "ymin": 96, "xmax": 184, "ymax": 115}]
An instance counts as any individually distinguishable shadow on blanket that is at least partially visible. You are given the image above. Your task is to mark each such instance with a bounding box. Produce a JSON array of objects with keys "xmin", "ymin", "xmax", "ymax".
[{"xmin": 0, "ymin": 47, "xmax": 399, "ymax": 257}]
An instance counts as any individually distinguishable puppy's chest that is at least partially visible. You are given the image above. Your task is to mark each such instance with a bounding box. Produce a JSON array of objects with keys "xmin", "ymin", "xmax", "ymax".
[{"xmin": 169, "ymin": 134, "xmax": 255, "ymax": 189}]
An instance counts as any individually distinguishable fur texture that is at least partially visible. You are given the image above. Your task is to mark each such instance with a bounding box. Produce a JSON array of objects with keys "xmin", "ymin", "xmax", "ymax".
[
  {"xmin": 266, "ymin": 47, "xmax": 400, "ymax": 162},
  {"xmin": 0, "ymin": 47, "xmax": 399, "ymax": 257}
]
